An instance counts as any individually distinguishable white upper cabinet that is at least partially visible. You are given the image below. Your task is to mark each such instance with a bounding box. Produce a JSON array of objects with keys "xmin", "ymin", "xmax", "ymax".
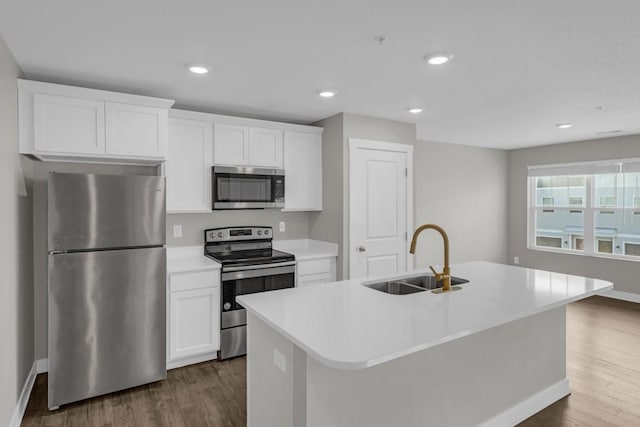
[
  {"xmin": 215, "ymin": 123, "xmax": 283, "ymax": 168},
  {"xmin": 167, "ymin": 116, "xmax": 214, "ymax": 212},
  {"xmin": 284, "ymin": 131, "xmax": 322, "ymax": 211},
  {"xmin": 214, "ymin": 124, "xmax": 249, "ymax": 166},
  {"xmin": 166, "ymin": 109, "xmax": 322, "ymax": 212},
  {"xmin": 33, "ymin": 93, "xmax": 105, "ymax": 155},
  {"xmin": 248, "ymin": 127, "xmax": 283, "ymax": 168},
  {"xmin": 105, "ymin": 102, "xmax": 167, "ymax": 158},
  {"xmin": 18, "ymin": 80, "xmax": 174, "ymax": 164}
]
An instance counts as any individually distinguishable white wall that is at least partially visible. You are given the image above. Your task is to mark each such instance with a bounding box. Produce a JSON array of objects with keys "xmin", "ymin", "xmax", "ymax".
[
  {"xmin": 508, "ymin": 134, "xmax": 640, "ymax": 295},
  {"xmin": 309, "ymin": 113, "xmax": 417, "ymax": 279},
  {"xmin": 166, "ymin": 211, "xmax": 311, "ymax": 247},
  {"xmin": 414, "ymin": 140, "xmax": 509, "ymax": 268},
  {"xmin": 341, "ymin": 113, "xmax": 417, "ymax": 278},
  {"xmin": 0, "ymin": 34, "xmax": 33, "ymax": 426},
  {"xmin": 308, "ymin": 114, "xmax": 345, "ymax": 277},
  {"xmin": 310, "ymin": 113, "xmax": 509, "ymax": 279}
]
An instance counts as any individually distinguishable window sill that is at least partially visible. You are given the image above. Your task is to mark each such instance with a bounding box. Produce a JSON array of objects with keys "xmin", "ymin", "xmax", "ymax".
[{"xmin": 527, "ymin": 245, "xmax": 640, "ymax": 263}]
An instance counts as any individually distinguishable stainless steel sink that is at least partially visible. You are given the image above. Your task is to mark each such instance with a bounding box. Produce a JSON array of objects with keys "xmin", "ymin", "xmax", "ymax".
[
  {"xmin": 402, "ymin": 274, "xmax": 469, "ymax": 290},
  {"xmin": 363, "ymin": 274, "xmax": 469, "ymax": 295},
  {"xmin": 365, "ymin": 281, "xmax": 426, "ymax": 295}
]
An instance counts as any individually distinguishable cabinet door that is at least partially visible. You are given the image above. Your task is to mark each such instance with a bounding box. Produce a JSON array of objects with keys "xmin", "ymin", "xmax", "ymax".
[
  {"xmin": 33, "ymin": 93, "xmax": 105, "ymax": 154},
  {"xmin": 283, "ymin": 131, "xmax": 322, "ymax": 210},
  {"xmin": 169, "ymin": 287, "xmax": 220, "ymax": 360},
  {"xmin": 167, "ymin": 118, "xmax": 214, "ymax": 212},
  {"xmin": 248, "ymin": 127, "xmax": 283, "ymax": 168},
  {"xmin": 105, "ymin": 102, "xmax": 167, "ymax": 158},
  {"xmin": 298, "ymin": 272, "xmax": 332, "ymax": 287},
  {"xmin": 214, "ymin": 124, "xmax": 249, "ymax": 165}
]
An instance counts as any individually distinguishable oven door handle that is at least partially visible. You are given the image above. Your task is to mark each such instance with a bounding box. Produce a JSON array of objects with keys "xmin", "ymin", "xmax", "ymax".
[
  {"xmin": 222, "ymin": 263, "xmax": 296, "ymax": 281},
  {"xmin": 223, "ymin": 261, "xmax": 296, "ymax": 272}
]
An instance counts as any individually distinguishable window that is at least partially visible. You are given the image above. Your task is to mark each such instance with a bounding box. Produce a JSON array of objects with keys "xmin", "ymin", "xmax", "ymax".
[
  {"xmin": 598, "ymin": 239, "xmax": 613, "ymax": 254},
  {"xmin": 528, "ymin": 158, "xmax": 640, "ymax": 260},
  {"xmin": 536, "ymin": 236, "xmax": 562, "ymax": 248},
  {"xmin": 625, "ymin": 243, "xmax": 640, "ymax": 256}
]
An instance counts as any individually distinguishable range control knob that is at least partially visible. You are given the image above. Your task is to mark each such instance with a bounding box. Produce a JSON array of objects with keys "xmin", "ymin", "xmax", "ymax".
[
  {"xmin": 223, "ymin": 302, "xmax": 231, "ymax": 310},
  {"xmin": 264, "ymin": 229, "xmax": 270, "ymax": 236},
  {"xmin": 218, "ymin": 232, "xmax": 223, "ymax": 238},
  {"xmin": 257, "ymin": 230, "xmax": 262, "ymax": 236}
]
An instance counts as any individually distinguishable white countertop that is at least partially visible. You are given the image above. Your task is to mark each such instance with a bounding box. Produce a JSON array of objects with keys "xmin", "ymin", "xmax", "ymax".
[
  {"xmin": 273, "ymin": 239, "xmax": 338, "ymax": 261},
  {"xmin": 237, "ymin": 261, "xmax": 612, "ymax": 370},
  {"xmin": 166, "ymin": 246, "xmax": 220, "ymax": 274}
]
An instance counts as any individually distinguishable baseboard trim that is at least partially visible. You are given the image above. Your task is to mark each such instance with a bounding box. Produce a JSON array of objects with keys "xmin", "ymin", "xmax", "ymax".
[
  {"xmin": 35, "ymin": 354, "xmax": 218, "ymax": 373},
  {"xmin": 167, "ymin": 352, "xmax": 217, "ymax": 370},
  {"xmin": 36, "ymin": 358, "xmax": 48, "ymax": 374},
  {"xmin": 478, "ymin": 378, "xmax": 570, "ymax": 427},
  {"xmin": 601, "ymin": 290, "xmax": 640, "ymax": 304},
  {"xmin": 9, "ymin": 361, "xmax": 38, "ymax": 427}
]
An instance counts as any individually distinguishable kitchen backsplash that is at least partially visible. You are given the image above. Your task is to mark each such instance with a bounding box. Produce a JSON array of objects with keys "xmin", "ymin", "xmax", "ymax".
[{"xmin": 166, "ymin": 210, "xmax": 312, "ymax": 247}]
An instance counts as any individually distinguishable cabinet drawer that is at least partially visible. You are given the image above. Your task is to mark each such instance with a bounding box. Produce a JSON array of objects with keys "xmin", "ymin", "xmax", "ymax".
[
  {"xmin": 297, "ymin": 258, "xmax": 331, "ymax": 276},
  {"xmin": 298, "ymin": 272, "xmax": 332, "ymax": 287},
  {"xmin": 169, "ymin": 270, "xmax": 220, "ymax": 292}
]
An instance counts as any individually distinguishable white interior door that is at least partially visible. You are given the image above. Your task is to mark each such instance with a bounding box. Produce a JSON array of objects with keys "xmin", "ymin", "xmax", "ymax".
[{"xmin": 349, "ymin": 139, "xmax": 412, "ymax": 279}]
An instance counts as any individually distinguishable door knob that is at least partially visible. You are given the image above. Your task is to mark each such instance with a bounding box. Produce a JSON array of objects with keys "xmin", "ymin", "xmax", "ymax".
[{"xmin": 357, "ymin": 246, "xmax": 366, "ymax": 252}]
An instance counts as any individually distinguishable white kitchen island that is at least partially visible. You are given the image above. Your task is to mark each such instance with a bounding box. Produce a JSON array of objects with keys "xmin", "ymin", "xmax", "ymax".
[{"xmin": 237, "ymin": 261, "xmax": 612, "ymax": 427}]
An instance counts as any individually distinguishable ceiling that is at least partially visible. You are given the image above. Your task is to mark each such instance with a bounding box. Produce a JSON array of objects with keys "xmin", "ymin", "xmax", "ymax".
[{"xmin": 1, "ymin": 0, "xmax": 639, "ymax": 149}]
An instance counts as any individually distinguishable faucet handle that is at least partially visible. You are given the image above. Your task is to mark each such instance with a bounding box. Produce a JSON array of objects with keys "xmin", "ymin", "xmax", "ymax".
[{"xmin": 429, "ymin": 265, "xmax": 440, "ymax": 276}]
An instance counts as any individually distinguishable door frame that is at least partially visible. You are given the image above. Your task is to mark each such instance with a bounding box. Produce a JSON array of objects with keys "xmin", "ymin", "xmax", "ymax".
[{"xmin": 348, "ymin": 138, "xmax": 414, "ymax": 279}]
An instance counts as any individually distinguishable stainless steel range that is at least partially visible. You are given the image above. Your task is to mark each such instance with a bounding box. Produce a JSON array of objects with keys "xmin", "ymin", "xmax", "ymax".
[{"xmin": 204, "ymin": 226, "xmax": 295, "ymax": 359}]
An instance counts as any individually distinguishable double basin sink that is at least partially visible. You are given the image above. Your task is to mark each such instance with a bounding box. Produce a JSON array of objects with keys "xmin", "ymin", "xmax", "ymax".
[{"xmin": 364, "ymin": 274, "xmax": 469, "ymax": 295}]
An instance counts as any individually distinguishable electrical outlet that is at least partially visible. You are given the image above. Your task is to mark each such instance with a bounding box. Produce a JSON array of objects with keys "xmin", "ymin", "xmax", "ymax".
[
  {"xmin": 273, "ymin": 348, "xmax": 286, "ymax": 372},
  {"xmin": 173, "ymin": 224, "xmax": 182, "ymax": 238},
  {"xmin": 279, "ymin": 221, "xmax": 285, "ymax": 232},
  {"xmin": 513, "ymin": 256, "xmax": 520, "ymax": 265}
]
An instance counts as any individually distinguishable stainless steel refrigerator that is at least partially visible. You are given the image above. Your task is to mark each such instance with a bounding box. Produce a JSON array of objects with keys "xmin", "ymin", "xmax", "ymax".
[{"xmin": 47, "ymin": 172, "xmax": 166, "ymax": 409}]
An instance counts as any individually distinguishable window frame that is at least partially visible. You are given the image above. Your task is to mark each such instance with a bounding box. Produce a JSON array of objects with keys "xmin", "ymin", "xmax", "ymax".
[{"xmin": 527, "ymin": 160, "xmax": 640, "ymax": 263}]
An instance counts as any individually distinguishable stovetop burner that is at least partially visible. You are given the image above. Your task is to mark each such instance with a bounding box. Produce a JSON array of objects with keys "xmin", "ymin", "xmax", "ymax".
[
  {"xmin": 205, "ymin": 248, "xmax": 294, "ymax": 267},
  {"xmin": 204, "ymin": 226, "xmax": 295, "ymax": 269}
]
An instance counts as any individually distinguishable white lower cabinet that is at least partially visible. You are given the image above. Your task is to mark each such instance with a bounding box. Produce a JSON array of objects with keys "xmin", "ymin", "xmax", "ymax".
[
  {"xmin": 167, "ymin": 269, "xmax": 220, "ymax": 368},
  {"xmin": 298, "ymin": 272, "xmax": 333, "ymax": 286},
  {"xmin": 297, "ymin": 257, "xmax": 336, "ymax": 286}
]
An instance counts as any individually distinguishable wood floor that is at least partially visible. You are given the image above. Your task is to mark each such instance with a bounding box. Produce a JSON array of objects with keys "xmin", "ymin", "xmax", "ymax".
[
  {"xmin": 21, "ymin": 296, "xmax": 640, "ymax": 427},
  {"xmin": 519, "ymin": 296, "xmax": 640, "ymax": 427},
  {"xmin": 21, "ymin": 357, "xmax": 246, "ymax": 427}
]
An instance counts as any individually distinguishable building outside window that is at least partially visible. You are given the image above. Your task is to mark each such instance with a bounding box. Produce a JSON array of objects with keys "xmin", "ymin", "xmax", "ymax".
[{"xmin": 528, "ymin": 159, "xmax": 640, "ymax": 260}]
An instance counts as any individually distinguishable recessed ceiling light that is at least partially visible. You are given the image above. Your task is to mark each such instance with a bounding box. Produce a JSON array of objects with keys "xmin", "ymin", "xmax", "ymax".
[
  {"xmin": 317, "ymin": 90, "xmax": 338, "ymax": 98},
  {"xmin": 556, "ymin": 123, "xmax": 573, "ymax": 129},
  {"xmin": 423, "ymin": 52, "xmax": 453, "ymax": 65},
  {"xmin": 408, "ymin": 107, "xmax": 423, "ymax": 114},
  {"xmin": 188, "ymin": 65, "xmax": 210, "ymax": 75}
]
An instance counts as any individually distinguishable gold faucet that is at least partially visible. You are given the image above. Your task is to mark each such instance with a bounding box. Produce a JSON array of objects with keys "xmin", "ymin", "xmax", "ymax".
[{"xmin": 409, "ymin": 224, "xmax": 453, "ymax": 293}]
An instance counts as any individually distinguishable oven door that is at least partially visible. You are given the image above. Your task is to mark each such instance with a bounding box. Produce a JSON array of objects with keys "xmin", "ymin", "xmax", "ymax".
[
  {"xmin": 212, "ymin": 166, "xmax": 285, "ymax": 209},
  {"xmin": 220, "ymin": 261, "xmax": 296, "ymax": 329}
]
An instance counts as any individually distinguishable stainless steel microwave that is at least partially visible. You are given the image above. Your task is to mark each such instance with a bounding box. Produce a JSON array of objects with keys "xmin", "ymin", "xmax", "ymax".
[{"xmin": 212, "ymin": 166, "xmax": 285, "ymax": 209}]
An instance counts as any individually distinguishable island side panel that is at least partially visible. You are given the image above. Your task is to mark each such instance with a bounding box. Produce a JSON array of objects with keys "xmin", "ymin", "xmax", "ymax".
[
  {"xmin": 246, "ymin": 313, "xmax": 307, "ymax": 427},
  {"xmin": 306, "ymin": 306, "xmax": 568, "ymax": 427}
]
